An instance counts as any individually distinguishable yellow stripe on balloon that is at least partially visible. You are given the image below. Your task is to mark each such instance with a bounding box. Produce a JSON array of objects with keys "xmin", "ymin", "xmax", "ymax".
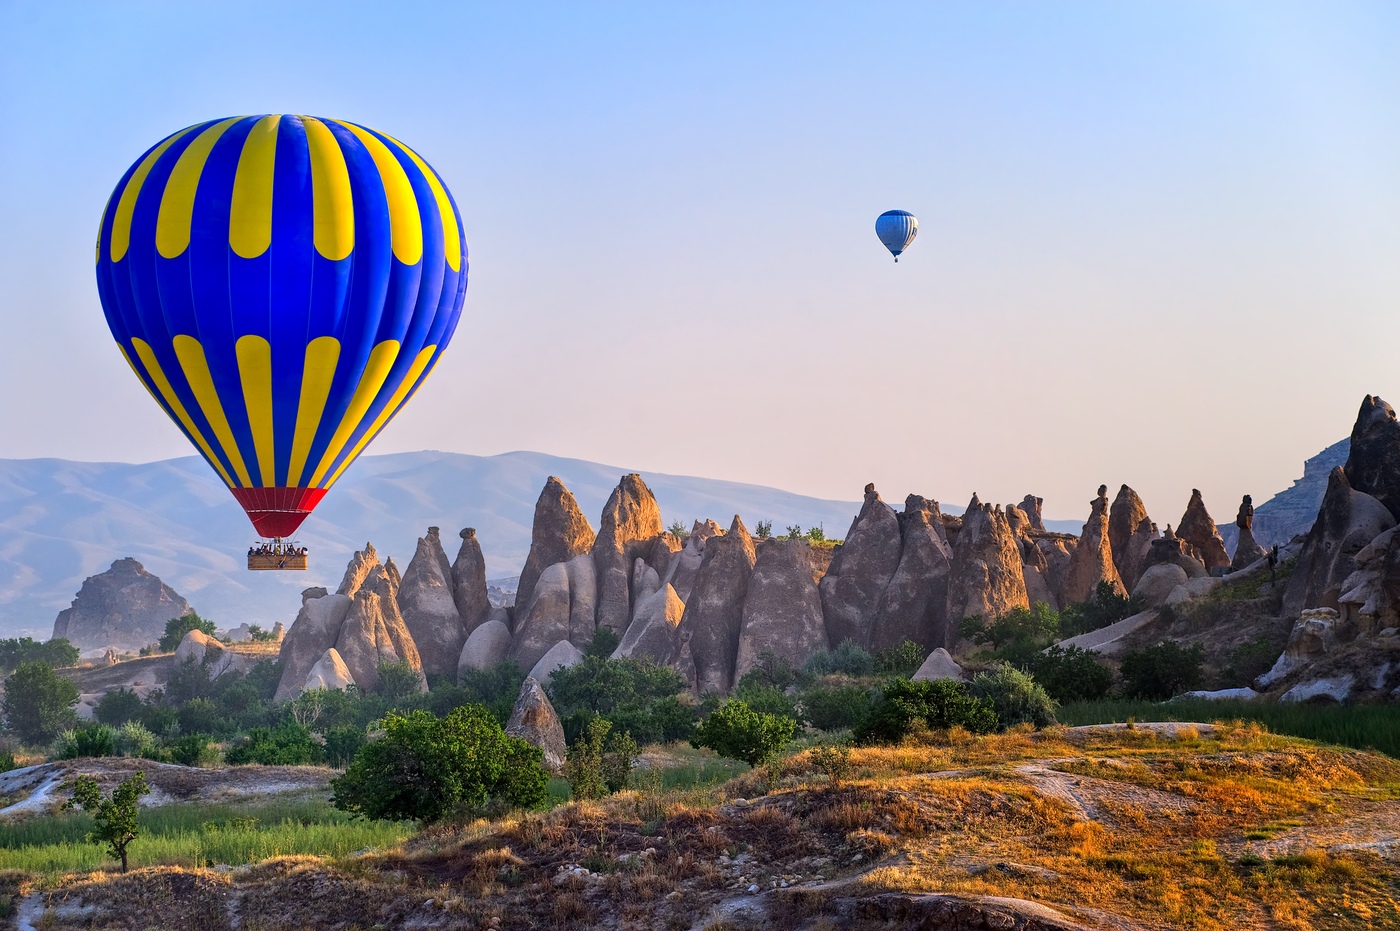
[
  {"xmin": 171, "ymin": 335, "xmax": 253, "ymax": 487},
  {"xmin": 286, "ymin": 336, "xmax": 341, "ymax": 486},
  {"xmin": 324, "ymin": 345, "xmax": 437, "ymax": 488},
  {"xmin": 118, "ymin": 343, "xmax": 163, "ymax": 407},
  {"xmin": 229, "ymin": 115, "xmax": 281, "ymax": 259},
  {"xmin": 381, "ymin": 132, "xmax": 461, "ymax": 272},
  {"xmin": 129, "ymin": 338, "xmax": 235, "ymax": 488},
  {"xmin": 335, "ymin": 122, "xmax": 422, "ymax": 265},
  {"xmin": 308, "ymin": 339, "xmax": 401, "ymax": 487},
  {"xmin": 156, "ymin": 118, "xmax": 243, "ymax": 259},
  {"xmin": 302, "ymin": 118, "xmax": 354, "ymax": 261},
  {"xmin": 109, "ymin": 128, "xmax": 195, "ymax": 262},
  {"xmin": 235, "ymin": 335, "xmax": 276, "ymax": 486}
]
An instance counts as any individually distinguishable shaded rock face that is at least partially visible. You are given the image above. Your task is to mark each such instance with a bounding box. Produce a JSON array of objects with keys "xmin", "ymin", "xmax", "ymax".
[
  {"xmin": 1257, "ymin": 608, "xmax": 1343, "ymax": 690},
  {"xmin": 451, "ymin": 528, "xmax": 492, "ymax": 635},
  {"xmin": 1020, "ymin": 541, "xmax": 1058, "ymax": 612},
  {"xmin": 1344, "ymin": 396, "xmax": 1400, "ymax": 522},
  {"xmin": 819, "ymin": 485, "xmax": 902, "ymax": 649},
  {"xmin": 615, "ymin": 584, "xmax": 685, "ymax": 664},
  {"xmin": 337, "ymin": 543, "xmax": 383, "ymax": 598},
  {"xmin": 734, "ymin": 539, "xmax": 828, "ymax": 682},
  {"xmin": 510, "ymin": 554, "xmax": 597, "ymax": 670},
  {"xmin": 946, "ymin": 496, "xmax": 1030, "ymax": 623},
  {"xmin": 1231, "ymin": 495, "xmax": 1269, "ymax": 571},
  {"xmin": 174, "ymin": 629, "xmax": 223, "ymax": 667},
  {"xmin": 871, "ymin": 495, "xmax": 953, "ymax": 652},
  {"xmin": 1335, "ymin": 527, "xmax": 1400, "ymax": 634},
  {"xmin": 1120, "ymin": 518, "xmax": 1158, "ymax": 593},
  {"xmin": 664, "ymin": 520, "xmax": 723, "ymax": 602},
  {"xmin": 1177, "ymin": 490, "xmax": 1231, "ymax": 572},
  {"xmin": 1107, "ymin": 486, "xmax": 1151, "ymax": 590},
  {"xmin": 506, "ymin": 678, "xmax": 567, "ymax": 773},
  {"xmin": 516, "ymin": 478, "xmax": 596, "ymax": 619},
  {"xmin": 1142, "ymin": 526, "xmax": 1208, "ymax": 579},
  {"xmin": 1019, "ymin": 495, "xmax": 1045, "ymax": 532},
  {"xmin": 679, "ymin": 516, "xmax": 757, "ymax": 694},
  {"xmin": 1034, "ymin": 537, "xmax": 1076, "ymax": 606},
  {"xmin": 458, "ymin": 620, "xmax": 513, "ymax": 679},
  {"xmin": 397, "ymin": 527, "xmax": 467, "ymax": 679},
  {"xmin": 335, "ymin": 567, "xmax": 425, "ymax": 694},
  {"xmin": 1061, "ymin": 486, "xmax": 1127, "ymax": 606},
  {"xmin": 593, "ymin": 474, "xmax": 664, "ymax": 634},
  {"xmin": 526, "ymin": 639, "xmax": 584, "ymax": 686},
  {"xmin": 52, "ymin": 557, "xmax": 191, "ymax": 652},
  {"xmin": 274, "ymin": 588, "xmax": 353, "ymax": 701},
  {"xmin": 1283, "ymin": 467, "xmax": 1396, "ymax": 618},
  {"xmin": 911, "ymin": 647, "xmax": 964, "ymax": 682},
  {"xmin": 304, "ymin": 649, "xmax": 355, "ymax": 692}
]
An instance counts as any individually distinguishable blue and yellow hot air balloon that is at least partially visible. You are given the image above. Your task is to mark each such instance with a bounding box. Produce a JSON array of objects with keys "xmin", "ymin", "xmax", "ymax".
[
  {"xmin": 875, "ymin": 209, "xmax": 918, "ymax": 262},
  {"xmin": 95, "ymin": 116, "xmax": 467, "ymax": 564}
]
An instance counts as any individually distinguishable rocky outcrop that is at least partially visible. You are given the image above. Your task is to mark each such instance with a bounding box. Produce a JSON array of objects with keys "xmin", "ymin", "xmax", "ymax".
[
  {"xmin": 1344, "ymin": 395, "xmax": 1400, "ymax": 521},
  {"xmin": 397, "ymin": 527, "xmax": 467, "ymax": 679},
  {"xmin": 1283, "ymin": 467, "xmax": 1396, "ymax": 618},
  {"xmin": 1019, "ymin": 495, "xmax": 1045, "ymax": 532},
  {"xmin": 593, "ymin": 475, "xmax": 664, "ymax": 634},
  {"xmin": 505, "ymin": 678, "xmax": 567, "ymax": 773},
  {"xmin": 337, "ymin": 543, "xmax": 383, "ymax": 598},
  {"xmin": 1231, "ymin": 495, "xmax": 1268, "ymax": 571},
  {"xmin": 383, "ymin": 557, "xmax": 402, "ymax": 595},
  {"xmin": 871, "ymin": 496, "xmax": 953, "ymax": 652},
  {"xmin": 1061, "ymin": 486, "xmax": 1127, "ymax": 605},
  {"xmin": 335, "ymin": 567, "xmax": 425, "ymax": 694},
  {"xmin": 819, "ymin": 485, "xmax": 902, "ymax": 649},
  {"xmin": 174, "ymin": 629, "xmax": 223, "ymax": 667},
  {"xmin": 615, "ymin": 584, "xmax": 685, "ymax": 664},
  {"xmin": 1020, "ymin": 541, "xmax": 1058, "ymax": 611},
  {"xmin": 1257, "ymin": 608, "xmax": 1343, "ymax": 690},
  {"xmin": 946, "ymin": 496, "xmax": 1030, "ymax": 623},
  {"xmin": 1035, "ymin": 537, "xmax": 1076, "ymax": 606},
  {"xmin": 304, "ymin": 649, "xmax": 355, "ymax": 692},
  {"xmin": 51, "ymin": 558, "xmax": 191, "ymax": 652},
  {"xmin": 679, "ymin": 516, "xmax": 757, "ymax": 694},
  {"xmin": 458, "ymin": 619, "xmax": 513, "ymax": 678},
  {"xmin": 664, "ymin": 520, "xmax": 723, "ymax": 602},
  {"xmin": 516, "ymin": 478, "xmax": 596, "ymax": 618},
  {"xmin": 911, "ymin": 647, "xmax": 964, "ymax": 682},
  {"xmin": 274, "ymin": 588, "xmax": 353, "ymax": 701},
  {"xmin": 1337, "ymin": 527, "xmax": 1400, "ymax": 634},
  {"xmin": 1177, "ymin": 490, "xmax": 1230, "ymax": 572},
  {"xmin": 1132, "ymin": 564, "xmax": 1189, "ymax": 608},
  {"xmin": 510, "ymin": 554, "xmax": 597, "ymax": 670},
  {"xmin": 1142, "ymin": 526, "xmax": 1208, "ymax": 579},
  {"xmin": 526, "ymin": 639, "xmax": 584, "ymax": 686},
  {"xmin": 1107, "ymin": 486, "xmax": 1152, "ymax": 590},
  {"xmin": 451, "ymin": 528, "xmax": 492, "ymax": 635},
  {"xmin": 734, "ymin": 539, "xmax": 828, "ymax": 682}
]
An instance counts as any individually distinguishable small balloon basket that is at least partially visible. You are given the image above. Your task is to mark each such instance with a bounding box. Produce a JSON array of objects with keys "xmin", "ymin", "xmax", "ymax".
[{"xmin": 247, "ymin": 540, "xmax": 308, "ymax": 571}]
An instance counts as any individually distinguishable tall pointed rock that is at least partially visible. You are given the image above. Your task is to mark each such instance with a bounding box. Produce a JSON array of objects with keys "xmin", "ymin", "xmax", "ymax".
[
  {"xmin": 871, "ymin": 495, "xmax": 953, "ymax": 652},
  {"xmin": 1177, "ymin": 489, "xmax": 1231, "ymax": 572},
  {"xmin": 516, "ymin": 478, "xmax": 596, "ymax": 617},
  {"xmin": 735, "ymin": 538, "xmax": 828, "ymax": 681},
  {"xmin": 451, "ymin": 528, "xmax": 492, "ymax": 634},
  {"xmin": 1344, "ymin": 395, "xmax": 1400, "ymax": 522},
  {"xmin": 818, "ymin": 484, "xmax": 902, "ymax": 649},
  {"xmin": 593, "ymin": 474, "xmax": 664, "ymax": 634},
  {"xmin": 946, "ymin": 495, "xmax": 1030, "ymax": 622},
  {"xmin": 1107, "ymin": 485, "xmax": 1152, "ymax": 590},
  {"xmin": 396, "ymin": 527, "xmax": 466, "ymax": 678},
  {"xmin": 1060, "ymin": 486, "xmax": 1127, "ymax": 605},
  {"xmin": 679, "ymin": 516, "xmax": 757, "ymax": 694},
  {"xmin": 336, "ymin": 566, "xmax": 425, "ymax": 693}
]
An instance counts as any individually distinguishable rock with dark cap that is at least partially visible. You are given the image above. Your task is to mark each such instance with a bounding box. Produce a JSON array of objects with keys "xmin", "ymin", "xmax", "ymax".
[
  {"xmin": 679, "ymin": 516, "xmax": 757, "ymax": 694},
  {"xmin": 1177, "ymin": 490, "xmax": 1231, "ymax": 572},
  {"xmin": 1142, "ymin": 526, "xmax": 1209, "ymax": 579},
  {"xmin": 871, "ymin": 495, "xmax": 953, "ymax": 652},
  {"xmin": 1061, "ymin": 486, "xmax": 1127, "ymax": 605},
  {"xmin": 735, "ymin": 538, "xmax": 828, "ymax": 681},
  {"xmin": 1019, "ymin": 495, "xmax": 1046, "ymax": 532},
  {"xmin": 819, "ymin": 485, "xmax": 902, "ymax": 649},
  {"xmin": 593, "ymin": 474, "xmax": 664, "ymax": 634},
  {"xmin": 1231, "ymin": 496, "xmax": 1268, "ymax": 571},
  {"xmin": 516, "ymin": 477, "xmax": 596, "ymax": 618},
  {"xmin": 946, "ymin": 495, "xmax": 1030, "ymax": 622}
]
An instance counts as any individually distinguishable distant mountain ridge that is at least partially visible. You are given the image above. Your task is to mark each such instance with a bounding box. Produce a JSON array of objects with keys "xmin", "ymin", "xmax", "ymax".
[
  {"xmin": 0, "ymin": 451, "xmax": 1083, "ymax": 638},
  {"xmin": 1217, "ymin": 438, "xmax": 1349, "ymax": 553}
]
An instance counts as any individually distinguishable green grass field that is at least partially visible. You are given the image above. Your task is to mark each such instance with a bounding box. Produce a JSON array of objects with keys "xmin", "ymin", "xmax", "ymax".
[
  {"xmin": 0, "ymin": 795, "xmax": 411, "ymax": 876},
  {"xmin": 1058, "ymin": 699, "xmax": 1400, "ymax": 758}
]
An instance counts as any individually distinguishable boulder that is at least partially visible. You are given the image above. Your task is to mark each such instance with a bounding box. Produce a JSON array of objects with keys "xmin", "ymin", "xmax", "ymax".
[
  {"xmin": 337, "ymin": 543, "xmax": 383, "ymax": 598},
  {"xmin": 593, "ymin": 474, "xmax": 665, "ymax": 633},
  {"xmin": 1230, "ymin": 495, "xmax": 1269, "ymax": 571},
  {"xmin": 911, "ymin": 648, "xmax": 964, "ymax": 682},
  {"xmin": 1019, "ymin": 495, "xmax": 1045, "ymax": 532},
  {"xmin": 1256, "ymin": 607, "xmax": 1342, "ymax": 689},
  {"xmin": 679, "ymin": 515, "xmax": 757, "ymax": 694},
  {"xmin": 51, "ymin": 557, "xmax": 191, "ymax": 652},
  {"xmin": 451, "ymin": 528, "xmax": 492, "ymax": 634},
  {"xmin": 1180, "ymin": 687, "xmax": 1261, "ymax": 701},
  {"xmin": 819, "ymin": 484, "xmax": 902, "ymax": 649},
  {"xmin": 527, "ymin": 639, "xmax": 585, "ymax": 686},
  {"xmin": 1176, "ymin": 490, "xmax": 1231, "ymax": 572},
  {"xmin": 615, "ymin": 584, "xmax": 685, "ymax": 664},
  {"xmin": 1165, "ymin": 576, "xmax": 1224, "ymax": 605},
  {"xmin": 457, "ymin": 620, "xmax": 513, "ymax": 678},
  {"xmin": 174, "ymin": 629, "xmax": 223, "ymax": 668},
  {"xmin": 303, "ymin": 648, "xmax": 355, "ymax": 692},
  {"xmin": 516, "ymin": 477, "xmax": 597, "ymax": 618},
  {"xmin": 505, "ymin": 678, "xmax": 568, "ymax": 773},
  {"xmin": 1107, "ymin": 485, "xmax": 1151, "ymax": 589},
  {"xmin": 946, "ymin": 496, "xmax": 1031, "ymax": 623},
  {"xmin": 1281, "ymin": 675, "xmax": 1354, "ymax": 703},
  {"xmin": 397, "ymin": 527, "xmax": 468, "ymax": 679},
  {"xmin": 275, "ymin": 588, "xmax": 353, "ymax": 701},
  {"xmin": 1061, "ymin": 486, "xmax": 1127, "ymax": 605},
  {"xmin": 1282, "ymin": 467, "xmax": 1396, "ymax": 617},
  {"xmin": 871, "ymin": 495, "xmax": 953, "ymax": 652},
  {"xmin": 510, "ymin": 554, "xmax": 597, "ymax": 670},
  {"xmin": 335, "ymin": 567, "xmax": 425, "ymax": 694},
  {"xmin": 734, "ymin": 539, "xmax": 828, "ymax": 681},
  {"xmin": 1132, "ymin": 564, "xmax": 1189, "ymax": 608},
  {"xmin": 1344, "ymin": 395, "xmax": 1400, "ymax": 521}
]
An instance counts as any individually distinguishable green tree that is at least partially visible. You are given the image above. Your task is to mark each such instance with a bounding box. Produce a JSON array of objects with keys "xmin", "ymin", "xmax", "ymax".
[
  {"xmin": 3, "ymin": 660, "xmax": 79, "ymax": 745},
  {"xmin": 64, "ymin": 772, "xmax": 150, "ymax": 872},
  {"xmin": 855, "ymin": 678, "xmax": 997, "ymax": 745},
  {"xmin": 803, "ymin": 640, "xmax": 877, "ymax": 677},
  {"xmin": 875, "ymin": 640, "xmax": 927, "ymax": 677},
  {"xmin": 246, "ymin": 624, "xmax": 279, "ymax": 643},
  {"xmin": 798, "ymin": 683, "xmax": 874, "ymax": 731},
  {"xmin": 57, "ymin": 724, "xmax": 116, "ymax": 759},
  {"xmin": 565, "ymin": 716, "xmax": 638, "ymax": 799},
  {"xmin": 374, "ymin": 660, "xmax": 424, "ymax": 700},
  {"xmin": 1120, "ymin": 642, "xmax": 1206, "ymax": 700},
  {"xmin": 754, "ymin": 520, "xmax": 773, "ymax": 539},
  {"xmin": 691, "ymin": 699, "xmax": 795, "ymax": 767},
  {"xmin": 225, "ymin": 721, "xmax": 323, "ymax": 765},
  {"xmin": 158, "ymin": 612, "xmax": 217, "ymax": 653},
  {"xmin": 332, "ymin": 706, "xmax": 547, "ymax": 822},
  {"xmin": 1060, "ymin": 581, "xmax": 1143, "ymax": 636},
  {"xmin": 1027, "ymin": 646, "xmax": 1114, "ymax": 702},
  {"xmin": 549, "ymin": 653, "xmax": 689, "ymax": 743},
  {"xmin": 970, "ymin": 663, "xmax": 1058, "ymax": 730},
  {"xmin": 0, "ymin": 637, "xmax": 79, "ymax": 673},
  {"xmin": 95, "ymin": 687, "xmax": 145, "ymax": 727},
  {"xmin": 959, "ymin": 602, "xmax": 1061, "ymax": 667}
]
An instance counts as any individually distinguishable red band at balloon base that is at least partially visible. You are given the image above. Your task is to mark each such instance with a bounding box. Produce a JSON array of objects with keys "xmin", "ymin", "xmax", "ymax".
[{"xmin": 230, "ymin": 487, "xmax": 328, "ymax": 539}]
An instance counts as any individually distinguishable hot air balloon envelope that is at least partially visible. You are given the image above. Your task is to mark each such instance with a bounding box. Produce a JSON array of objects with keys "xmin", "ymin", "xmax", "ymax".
[
  {"xmin": 95, "ymin": 115, "xmax": 468, "ymax": 543},
  {"xmin": 875, "ymin": 209, "xmax": 918, "ymax": 261}
]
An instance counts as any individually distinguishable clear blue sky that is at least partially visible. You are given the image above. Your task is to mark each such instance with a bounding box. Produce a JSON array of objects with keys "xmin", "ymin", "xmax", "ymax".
[{"xmin": 1, "ymin": 1, "xmax": 1397, "ymax": 526}]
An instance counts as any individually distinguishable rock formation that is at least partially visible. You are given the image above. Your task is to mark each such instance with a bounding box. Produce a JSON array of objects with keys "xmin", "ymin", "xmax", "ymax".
[
  {"xmin": 458, "ymin": 619, "xmax": 513, "ymax": 679},
  {"xmin": 911, "ymin": 647, "xmax": 964, "ymax": 682},
  {"xmin": 304, "ymin": 649, "xmax": 355, "ymax": 692},
  {"xmin": 592, "ymin": 474, "xmax": 664, "ymax": 633},
  {"xmin": 871, "ymin": 495, "xmax": 953, "ymax": 651},
  {"xmin": 819, "ymin": 484, "xmax": 902, "ymax": 649},
  {"xmin": 515, "ymin": 477, "xmax": 596, "ymax": 617},
  {"xmin": 1283, "ymin": 467, "xmax": 1396, "ymax": 618},
  {"xmin": 945, "ymin": 496, "xmax": 1030, "ymax": 622},
  {"xmin": 1344, "ymin": 396, "xmax": 1400, "ymax": 522},
  {"xmin": 1176, "ymin": 490, "xmax": 1230, "ymax": 572},
  {"xmin": 1107, "ymin": 485, "xmax": 1152, "ymax": 590},
  {"xmin": 1230, "ymin": 495, "xmax": 1268, "ymax": 571},
  {"xmin": 615, "ymin": 584, "xmax": 685, "ymax": 664},
  {"xmin": 1132, "ymin": 564, "xmax": 1189, "ymax": 608},
  {"xmin": 337, "ymin": 543, "xmax": 383, "ymax": 598},
  {"xmin": 526, "ymin": 639, "xmax": 584, "ymax": 686},
  {"xmin": 1034, "ymin": 536, "xmax": 1076, "ymax": 606},
  {"xmin": 274, "ymin": 588, "xmax": 353, "ymax": 701},
  {"xmin": 451, "ymin": 528, "xmax": 492, "ymax": 635},
  {"xmin": 1337, "ymin": 527, "xmax": 1400, "ymax": 634},
  {"xmin": 335, "ymin": 566, "xmax": 425, "ymax": 694},
  {"xmin": 1060, "ymin": 486, "xmax": 1127, "ymax": 605},
  {"xmin": 664, "ymin": 520, "xmax": 723, "ymax": 602},
  {"xmin": 679, "ymin": 516, "xmax": 757, "ymax": 694},
  {"xmin": 397, "ymin": 527, "xmax": 468, "ymax": 679},
  {"xmin": 1018, "ymin": 495, "xmax": 1045, "ymax": 532},
  {"xmin": 51, "ymin": 558, "xmax": 191, "ymax": 651},
  {"xmin": 174, "ymin": 629, "xmax": 223, "ymax": 667},
  {"xmin": 510, "ymin": 554, "xmax": 597, "ymax": 670},
  {"xmin": 1141, "ymin": 526, "xmax": 1208, "ymax": 579},
  {"xmin": 505, "ymin": 678, "xmax": 568, "ymax": 773},
  {"xmin": 1020, "ymin": 540, "xmax": 1058, "ymax": 611},
  {"xmin": 734, "ymin": 539, "xmax": 828, "ymax": 681},
  {"xmin": 383, "ymin": 557, "xmax": 402, "ymax": 594}
]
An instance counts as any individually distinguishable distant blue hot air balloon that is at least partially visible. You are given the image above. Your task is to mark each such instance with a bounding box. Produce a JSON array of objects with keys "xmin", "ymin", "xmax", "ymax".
[
  {"xmin": 95, "ymin": 115, "xmax": 467, "ymax": 543},
  {"xmin": 875, "ymin": 209, "xmax": 918, "ymax": 262}
]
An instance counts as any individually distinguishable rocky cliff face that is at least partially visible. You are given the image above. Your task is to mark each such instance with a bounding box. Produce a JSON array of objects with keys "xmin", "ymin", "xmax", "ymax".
[
  {"xmin": 870, "ymin": 495, "xmax": 953, "ymax": 652},
  {"xmin": 515, "ymin": 477, "xmax": 596, "ymax": 618},
  {"xmin": 819, "ymin": 485, "xmax": 901, "ymax": 649},
  {"xmin": 679, "ymin": 516, "xmax": 756, "ymax": 694},
  {"xmin": 1345, "ymin": 396, "xmax": 1400, "ymax": 522},
  {"xmin": 510, "ymin": 554, "xmax": 596, "ymax": 670},
  {"xmin": 735, "ymin": 538, "xmax": 828, "ymax": 681},
  {"xmin": 52, "ymin": 558, "xmax": 191, "ymax": 651},
  {"xmin": 1283, "ymin": 467, "xmax": 1396, "ymax": 618},
  {"xmin": 593, "ymin": 475, "xmax": 664, "ymax": 634},
  {"xmin": 945, "ymin": 496, "xmax": 1030, "ymax": 621},
  {"xmin": 336, "ymin": 566, "xmax": 425, "ymax": 694}
]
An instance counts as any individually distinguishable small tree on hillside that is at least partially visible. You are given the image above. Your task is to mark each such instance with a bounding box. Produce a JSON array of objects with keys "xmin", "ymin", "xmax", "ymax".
[
  {"xmin": 64, "ymin": 772, "xmax": 149, "ymax": 872},
  {"xmin": 158, "ymin": 612, "xmax": 216, "ymax": 653},
  {"xmin": 3, "ymin": 660, "xmax": 78, "ymax": 745},
  {"xmin": 691, "ymin": 699, "xmax": 795, "ymax": 767}
]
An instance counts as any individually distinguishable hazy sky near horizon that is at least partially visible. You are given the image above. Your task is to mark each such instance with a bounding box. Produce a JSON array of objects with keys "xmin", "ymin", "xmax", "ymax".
[{"xmin": 1, "ymin": 1, "xmax": 1397, "ymax": 527}]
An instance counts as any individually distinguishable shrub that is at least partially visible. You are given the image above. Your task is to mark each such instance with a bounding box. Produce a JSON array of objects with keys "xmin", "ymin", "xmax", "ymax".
[
  {"xmin": 177, "ymin": 697, "xmax": 224, "ymax": 737},
  {"xmin": 95, "ymin": 688, "xmax": 145, "ymax": 727},
  {"xmin": 550, "ymin": 653, "xmax": 689, "ymax": 744},
  {"xmin": 1060, "ymin": 581, "xmax": 1143, "ymax": 636},
  {"xmin": 225, "ymin": 721, "xmax": 323, "ymax": 766},
  {"xmin": 754, "ymin": 520, "xmax": 773, "ymax": 539},
  {"xmin": 876, "ymin": 641, "xmax": 927, "ymax": 677},
  {"xmin": 333, "ymin": 706, "xmax": 548, "ymax": 822},
  {"xmin": 247, "ymin": 625, "xmax": 279, "ymax": 643},
  {"xmin": 158, "ymin": 612, "xmax": 217, "ymax": 653},
  {"xmin": 808, "ymin": 743, "xmax": 852, "ymax": 784},
  {"xmin": 1027, "ymin": 646, "xmax": 1114, "ymax": 703},
  {"xmin": 566, "ymin": 716, "xmax": 639, "ymax": 800},
  {"xmin": 57, "ymin": 724, "xmax": 117, "ymax": 759},
  {"xmin": 0, "ymin": 637, "xmax": 79, "ymax": 673},
  {"xmin": 375, "ymin": 660, "xmax": 424, "ymax": 700},
  {"xmin": 1120, "ymin": 642, "xmax": 1206, "ymax": 700},
  {"xmin": 803, "ymin": 640, "xmax": 877, "ymax": 678},
  {"xmin": 113, "ymin": 722, "xmax": 160, "ymax": 759},
  {"xmin": 64, "ymin": 772, "xmax": 149, "ymax": 872},
  {"xmin": 970, "ymin": 664, "xmax": 1058, "ymax": 730},
  {"xmin": 731, "ymin": 681, "xmax": 799, "ymax": 722},
  {"xmin": 0, "ymin": 751, "xmax": 16, "ymax": 774},
  {"xmin": 164, "ymin": 659, "xmax": 214, "ymax": 704},
  {"xmin": 799, "ymin": 684, "xmax": 874, "ymax": 732},
  {"xmin": 738, "ymin": 652, "xmax": 804, "ymax": 692},
  {"xmin": 666, "ymin": 519, "xmax": 691, "ymax": 541},
  {"xmin": 3, "ymin": 661, "xmax": 78, "ymax": 745},
  {"xmin": 959, "ymin": 603, "xmax": 1060, "ymax": 666},
  {"xmin": 602, "ymin": 695, "xmax": 697, "ymax": 745},
  {"xmin": 855, "ymin": 678, "xmax": 997, "ymax": 744},
  {"xmin": 457, "ymin": 662, "xmax": 527, "ymax": 726},
  {"xmin": 322, "ymin": 724, "xmax": 365, "ymax": 768},
  {"xmin": 584, "ymin": 627, "xmax": 621, "ymax": 659},
  {"xmin": 167, "ymin": 733, "xmax": 219, "ymax": 767},
  {"xmin": 691, "ymin": 700, "xmax": 795, "ymax": 767}
]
